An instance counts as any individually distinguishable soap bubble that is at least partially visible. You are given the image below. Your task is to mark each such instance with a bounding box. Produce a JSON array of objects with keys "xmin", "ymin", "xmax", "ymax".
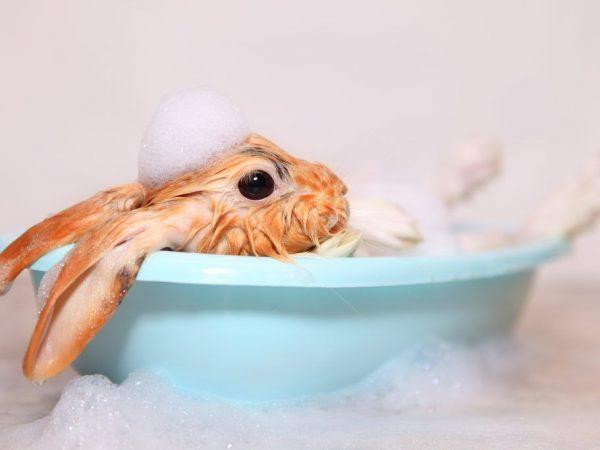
[
  {"xmin": 138, "ymin": 87, "xmax": 250, "ymax": 188},
  {"xmin": 5, "ymin": 338, "xmax": 599, "ymax": 449}
]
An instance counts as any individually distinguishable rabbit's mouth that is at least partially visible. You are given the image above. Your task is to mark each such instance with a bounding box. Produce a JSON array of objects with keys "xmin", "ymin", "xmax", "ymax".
[{"xmin": 324, "ymin": 199, "xmax": 349, "ymax": 235}]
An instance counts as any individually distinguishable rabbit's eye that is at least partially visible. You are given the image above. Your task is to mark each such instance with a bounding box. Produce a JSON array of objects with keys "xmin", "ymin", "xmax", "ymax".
[{"xmin": 238, "ymin": 170, "xmax": 275, "ymax": 200}]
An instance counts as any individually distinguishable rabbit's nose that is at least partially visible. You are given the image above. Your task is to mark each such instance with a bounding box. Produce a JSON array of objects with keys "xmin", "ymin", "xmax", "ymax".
[{"xmin": 340, "ymin": 182, "xmax": 348, "ymax": 196}]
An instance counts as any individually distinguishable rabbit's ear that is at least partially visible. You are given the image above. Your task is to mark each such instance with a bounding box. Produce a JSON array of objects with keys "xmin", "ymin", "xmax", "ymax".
[
  {"xmin": 0, "ymin": 184, "xmax": 146, "ymax": 295},
  {"xmin": 22, "ymin": 198, "xmax": 209, "ymax": 381}
]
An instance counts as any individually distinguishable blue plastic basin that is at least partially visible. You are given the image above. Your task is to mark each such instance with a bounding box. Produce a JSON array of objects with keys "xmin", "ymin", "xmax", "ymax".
[{"xmin": 0, "ymin": 233, "xmax": 568, "ymax": 401}]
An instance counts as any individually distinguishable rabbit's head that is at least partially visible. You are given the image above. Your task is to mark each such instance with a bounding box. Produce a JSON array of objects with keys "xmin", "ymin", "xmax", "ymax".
[{"xmin": 148, "ymin": 133, "xmax": 349, "ymax": 258}]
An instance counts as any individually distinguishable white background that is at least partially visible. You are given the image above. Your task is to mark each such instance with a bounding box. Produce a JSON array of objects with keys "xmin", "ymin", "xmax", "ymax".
[{"xmin": 0, "ymin": 0, "xmax": 598, "ymax": 279}]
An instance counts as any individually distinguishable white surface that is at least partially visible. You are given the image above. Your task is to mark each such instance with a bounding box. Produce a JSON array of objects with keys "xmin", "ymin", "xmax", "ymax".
[
  {"xmin": 139, "ymin": 87, "xmax": 249, "ymax": 188},
  {"xmin": 0, "ymin": 273, "xmax": 599, "ymax": 449}
]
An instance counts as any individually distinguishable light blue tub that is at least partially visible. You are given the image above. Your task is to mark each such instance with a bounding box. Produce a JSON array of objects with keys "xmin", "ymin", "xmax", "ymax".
[{"xmin": 1, "ymin": 234, "xmax": 568, "ymax": 401}]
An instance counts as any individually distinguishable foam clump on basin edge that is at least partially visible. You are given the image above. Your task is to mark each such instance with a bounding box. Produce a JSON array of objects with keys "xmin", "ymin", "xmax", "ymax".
[
  {"xmin": 138, "ymin": 87, "xmax": 250, "ymax": 188},
  {"xmin": 3, "ymin": 339, "xmax": 584, "ymax": 450}
]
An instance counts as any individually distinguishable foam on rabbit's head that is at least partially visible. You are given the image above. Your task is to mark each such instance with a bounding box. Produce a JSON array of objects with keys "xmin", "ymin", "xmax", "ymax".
[{"xmin": 138, "ymin": 87, "xmax": 250, "ymax": 188}]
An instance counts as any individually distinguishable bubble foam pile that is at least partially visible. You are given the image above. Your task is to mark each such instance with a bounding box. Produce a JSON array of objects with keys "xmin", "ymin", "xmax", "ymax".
[
  {"xmin": 5, "ymin": 337, "xmax": 598, "ymax": 450},
  {"xmin": 138, "ymin": 87, "xmax": 250, "ymax": 188}
]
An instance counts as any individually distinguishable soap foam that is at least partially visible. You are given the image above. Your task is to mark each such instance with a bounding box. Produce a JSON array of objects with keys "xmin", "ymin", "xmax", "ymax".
[
  {"xmin": 4, "ymin": 337, "xmax": 598, "ymax": 450},
  {"xmin": 138, "ymin": 87, "xmax": 250, "ymax": 188}
]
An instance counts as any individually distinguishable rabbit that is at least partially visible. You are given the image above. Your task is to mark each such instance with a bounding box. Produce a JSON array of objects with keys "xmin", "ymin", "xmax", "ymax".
[{"xmin": 0, "ymin": 133, "xmax": 349, "ymax": 382}]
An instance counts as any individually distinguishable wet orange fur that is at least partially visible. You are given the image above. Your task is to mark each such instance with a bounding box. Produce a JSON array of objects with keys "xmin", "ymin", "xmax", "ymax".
[{"xmin": 148, "ymin": 133, "xmax": 348, "ymax": 259}]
